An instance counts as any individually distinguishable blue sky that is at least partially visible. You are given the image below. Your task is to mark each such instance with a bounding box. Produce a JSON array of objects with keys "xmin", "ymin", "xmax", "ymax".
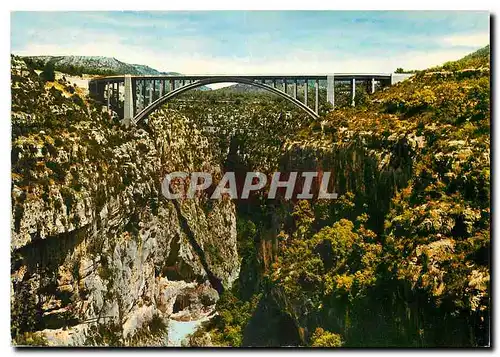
[{"xmin": 11, "ymin": 11, "xmax": 490, "ymax": 74}]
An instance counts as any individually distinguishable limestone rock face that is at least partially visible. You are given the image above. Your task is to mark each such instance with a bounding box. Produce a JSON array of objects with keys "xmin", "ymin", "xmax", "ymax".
[{"xmin": 11, "ymin": 57, "xmax": 240, "ymax": 346}]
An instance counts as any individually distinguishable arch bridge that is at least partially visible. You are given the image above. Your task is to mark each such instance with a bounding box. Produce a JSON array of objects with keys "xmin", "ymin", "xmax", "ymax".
[{"xmin": 89, "ymin": 73, "xmax": 412, "ymax": 126}]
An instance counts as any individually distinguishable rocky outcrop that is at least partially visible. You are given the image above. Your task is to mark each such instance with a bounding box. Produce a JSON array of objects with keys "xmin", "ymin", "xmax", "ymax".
[{"xmin": 10, "ymin": 57, "xmax": 239, "ymax": 346}]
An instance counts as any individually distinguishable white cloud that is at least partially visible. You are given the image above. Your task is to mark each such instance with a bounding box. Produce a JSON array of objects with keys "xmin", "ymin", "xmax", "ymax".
[{"xmin": 441, "ymin": 32, "xmax": 489, "ymax": 47}]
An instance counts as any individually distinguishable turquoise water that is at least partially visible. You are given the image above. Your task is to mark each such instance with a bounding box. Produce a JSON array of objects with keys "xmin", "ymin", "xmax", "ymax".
[{"xmin": 166, "ymin": 317, "xmax": 209, "ymax": 346}]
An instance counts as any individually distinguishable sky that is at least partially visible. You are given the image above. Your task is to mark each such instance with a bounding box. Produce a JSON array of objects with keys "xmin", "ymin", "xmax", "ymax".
[{"xmin": 11, "ymin": 11, "xmax": 490, "ymax": 75}]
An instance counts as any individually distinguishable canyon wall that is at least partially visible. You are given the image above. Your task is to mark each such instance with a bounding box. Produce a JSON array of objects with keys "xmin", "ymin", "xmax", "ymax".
[{"xmin": 11, "ymin": 57, "xmax": 239, "ymax": 346}]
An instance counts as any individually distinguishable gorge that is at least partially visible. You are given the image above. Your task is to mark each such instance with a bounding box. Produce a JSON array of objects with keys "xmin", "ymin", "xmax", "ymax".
[{"xmin": 10, "ymin": 45, "xmax": 490, "ymax": 347}]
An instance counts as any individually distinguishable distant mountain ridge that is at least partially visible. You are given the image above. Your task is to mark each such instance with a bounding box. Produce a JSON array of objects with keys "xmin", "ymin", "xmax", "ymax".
[{"xmin": 22, "ymin": 55, "xmax": 181, "ymax": 76}]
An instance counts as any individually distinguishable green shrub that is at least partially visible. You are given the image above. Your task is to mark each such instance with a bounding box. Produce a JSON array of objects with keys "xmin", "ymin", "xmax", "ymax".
[
  {"xmin": 310, "ymin": 328, "xmax": 343, "ymax": 347},
  {"xmin": 40, "ymin": 61, "xmax": 56, "ymax": 82}
]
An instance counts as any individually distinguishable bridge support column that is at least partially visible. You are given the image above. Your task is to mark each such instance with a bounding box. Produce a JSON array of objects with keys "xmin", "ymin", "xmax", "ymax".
[
  {"xmin": 132, "ymin": 79, "xmax": 137, "ymax": 115},
  {"xmin": 371, "ymin": 78, "xmax": 376, "ymax": 94},
  {"xmin": 315, "ymin": 79, "xmax": 319, "ymax": 114},
  {"xmin": 293, "ymin": 79, "xmax": 297, "ymax": 99},
  {"xmin": 351, "ymin": 78, "xmax": 356, "ymax": 107},
  {"xmin": 149, "ymin": 80, "xmax": 153, "ymax": 105},
  {"xmin": 304, "ymin": 79, "xmax": 308, "ymax": 107},
  {"xmin": 106, "ymin": 82, "xmax": 110, "ymax": 110},
  {"xmin": 327, "ymin": 75, "xmax": 335, "ymax": 109},
  {"xmin": 142, "ymin": 81, "xmax": 146, "ymax": 110},
  {"xmin": 114, "ymin": 82, "xmax": 118, "ymax": 104},
  {"xmin": 123, "ymin": 75, "xmax": 134, "ymax": 127},
  {"xmin": 159, "ymin": 80, "xmax": 163, "ymax": 98}
]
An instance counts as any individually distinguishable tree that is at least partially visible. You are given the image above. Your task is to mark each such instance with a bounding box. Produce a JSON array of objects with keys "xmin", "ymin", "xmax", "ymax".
[{"xmin": 40, "ymin": 61, "xmax": 55, "ymax": 82}]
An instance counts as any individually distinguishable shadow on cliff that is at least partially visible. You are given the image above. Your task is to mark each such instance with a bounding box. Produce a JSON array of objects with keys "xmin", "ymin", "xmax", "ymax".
[{"xmin": 172, "ymin": 201, "xmax": 224, "ymax": 295}]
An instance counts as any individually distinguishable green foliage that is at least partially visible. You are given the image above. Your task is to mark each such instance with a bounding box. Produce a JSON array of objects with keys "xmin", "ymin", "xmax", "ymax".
[
  {"xmin": 209, "ymin": 289, "xmax": 262, "ymax": 346},
  {"xmin": 205, "ymin": 242, "xmax": 224, "ymax": 265},
  {"xmin": 40, "ymin": 61, "xmax": 56, "ymax": 82},
  {"xmin": 13, "ymin": 332, "xmax": 48, "ymax": 346},
  {"xmin": 72, "ymin": 93, "xmax": 85, "ymax": 107},
  {"xmin": 310, "ymin": 328, "xmax": 343, "ymax": 347},
  {"xmin": 440, "ymin": 45, "xmax": 490, "ymax": 71},
  {"xmin": 395, "ymin": 68, "xmax": 418, "ymax": 74},
  {"xmin": 276, "ymin": 207, "xmax": 381, "ymax": 303},
  {"xmin": 273, "ymin": 45, "xmax": 489, "ymax": 347}
]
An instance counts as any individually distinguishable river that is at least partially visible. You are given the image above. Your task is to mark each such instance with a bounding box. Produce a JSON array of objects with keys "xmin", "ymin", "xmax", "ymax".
[{"xmin": 166, "ymin": 315, "xmax": 211, "ymax": 346}]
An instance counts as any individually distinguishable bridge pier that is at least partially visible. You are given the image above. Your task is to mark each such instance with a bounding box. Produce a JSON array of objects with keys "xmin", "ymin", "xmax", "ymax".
[
  {"xmin": 142, "ymin": 81, "xmax": 146, "ymax": 110},
  {"xmin": 106, "ymin": 82, "xmax": 111, "ymax": 111},
  {"xmin": 351, "ymin": 78, "xmax": 356, "ymax": 107},
  {"xmin": 315, "ymin": 79, "xmax": 319, "ymax": 114},
  {"xmin": 114, "ymin": 82, "xmax": 119, "ymax": 104},
  {"xmin": 327, "ymin": 75, "xmax": 335, "ymax": 109},
  {"xmin": 304, "ymin": 79, "xmax": 308, "ymax": 107},
  {"xmin": 293, "ymin": 79, "xmax": 297, "ymax": 99},
  {"xmin": 148, "ymin": 80, "xmax": 153, "ymax": 105},
  {"xmin": 123, "ymin": 75, "xmax": 134, "ymax": 127}
]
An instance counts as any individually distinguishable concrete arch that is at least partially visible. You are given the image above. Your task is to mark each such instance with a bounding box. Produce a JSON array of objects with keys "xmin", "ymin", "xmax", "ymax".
[{"xmin": 132, "ymin": 77, "xmax": 319, "ymax": 125}]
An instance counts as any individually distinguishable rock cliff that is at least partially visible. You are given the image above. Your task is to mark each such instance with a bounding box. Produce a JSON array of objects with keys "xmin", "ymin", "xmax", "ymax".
[{"xmin": 11, "ymin": 56, "xmax": 239, "ymax": 346}]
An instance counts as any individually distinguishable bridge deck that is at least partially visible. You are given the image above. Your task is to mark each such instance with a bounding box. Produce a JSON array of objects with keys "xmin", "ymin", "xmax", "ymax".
[{"xmin": 90, "ymin": 73, "xmax": 404, "ymax": 82}]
